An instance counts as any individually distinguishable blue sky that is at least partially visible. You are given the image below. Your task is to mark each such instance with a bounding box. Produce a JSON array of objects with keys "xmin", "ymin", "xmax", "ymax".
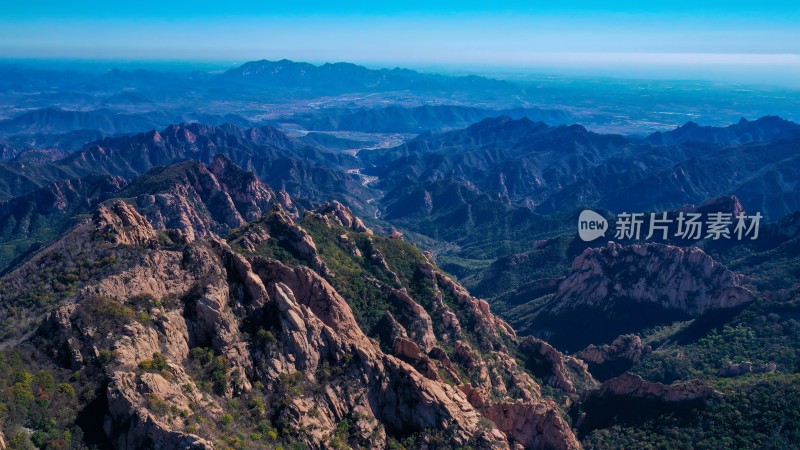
[{"xmin": 2, "ymin": 1, "xmax": 799, "ymax": 85}]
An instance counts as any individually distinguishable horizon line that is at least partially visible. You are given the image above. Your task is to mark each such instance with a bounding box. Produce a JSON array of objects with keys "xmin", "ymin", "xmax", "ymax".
[{"xmin": 2, "ymin": 53, "xmax": 800, "ymax": 89}]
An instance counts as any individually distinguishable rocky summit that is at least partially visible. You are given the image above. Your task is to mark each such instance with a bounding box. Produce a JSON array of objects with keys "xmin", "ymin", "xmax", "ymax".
[{"xmin": 0, "ymin": 161, "xmax": 582, "ymax": 449}]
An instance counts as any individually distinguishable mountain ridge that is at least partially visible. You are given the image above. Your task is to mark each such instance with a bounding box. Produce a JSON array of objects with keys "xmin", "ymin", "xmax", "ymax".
[{"xmin": 0, "ymin": 165, "xmax": 585, "ymax": 449}]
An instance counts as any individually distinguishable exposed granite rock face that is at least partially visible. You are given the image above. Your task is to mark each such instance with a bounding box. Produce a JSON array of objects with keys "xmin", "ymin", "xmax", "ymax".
[
  {"xmin": 589, "ymin": 373, "xmax": 720, "ymax": 403},
  {"xmin": 511, "ymin": 241, "xmax": 756, "ymax": 353},
  {"xmin": 9, "ymin": 191, "xmax": 581, "ymax": 449},
  {"xmin": 274, "ymin": 190, "xmax": 299, "ymax": 218},
  {"xmin": 393, "ymin": 336, "xmax": 422, "ymax": 361},
  {"xmin": 577, "ymin": 335, "xmax": 648, "ymax": 381},
  {"xmin": 263, "ymin": 206, "xmax": 331, "ymax": 276},
  {"xmin": 376, "ymin": 311, "xmax": 409, "ymax": 345},
  {"xmin": 105, "ymin": 372, "xmax": 216, "ymax": 450},
  {"xmin": 718, "ymin": 360, "xmax": 777, "ymax": 377},
  {"xmin": 388, "ymin": 289, "xmax": 436, "ymax": 353},
  {"xmin": 519, "ymin": 337, "xmax": 597, "ymax": 395},
  {"xmin": 0, "ymin": 157, "xmax": 582, "ymax": 449},
  {"xmin": 424, "ymin": 260, "xmax": 518, "ymax": 344},
  {"xmin": 315, "ymin": 200, "xmax": 372, "ymax": 234},
  {"xmin": 487, "ymin": 401, "xmax": 582, "ymax": 450},
  {"xmin": 693, "ymin": 195, "xmax": 745, "ymax": 217},
  {"xmin": 208, "ymin": 154, "xmax": 275, "ymax": 222},
  {"xmin": 121, "ymin": 155, "xmax": 277, "ymax": 241},
  {"xmin": 93, "ymin": 200, "xmax": 159, "ymax": 246},
  {"xmin": 553, "ymin": 241, "xmax": 754, "ymax": 315}
]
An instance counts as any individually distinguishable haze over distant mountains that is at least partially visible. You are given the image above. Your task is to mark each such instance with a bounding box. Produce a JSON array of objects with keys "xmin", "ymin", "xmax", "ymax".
[{"xmin": 2, "ymin": 58, "xmax": 798, "ymax": 138}]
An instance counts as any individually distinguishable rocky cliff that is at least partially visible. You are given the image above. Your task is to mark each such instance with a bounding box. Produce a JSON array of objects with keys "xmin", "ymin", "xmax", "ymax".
[
  {"xmin": 511, "ymin": 241, "xmax": 756, "ymax": 352},
  {"xmin": 117, "ymin": 154, "xmax": 292, "ymax": 241},
  {"xmin": 552, "ymin": 241, "xmax": 754, "ymax": 315},
  {"xmin": 0, "ymin": 166, "xmax": 582, "ymax": 449},
  {"xmin": 576, "ymin": 335, "xmax": 648, "ymax": 381}
]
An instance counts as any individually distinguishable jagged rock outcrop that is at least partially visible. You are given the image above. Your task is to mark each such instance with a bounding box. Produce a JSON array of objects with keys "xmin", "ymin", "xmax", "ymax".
[
  {"xmin": 105, "ymin": 372, "xmax": 216, "ymax": 450},
  {"xmin": 718, "ymin": 360, "xmax": 777, "ymax": 377},
  {"xmin": 423, "ymin": 259, "xmax": 518, "ymax": 344},
  {"xmin": 3, "ymin": 184, "xmax": 582, "ymax": 450},
  {"xmin": 693, "ymin": 195, "xmax": 745, "ymax": 217},
  {"xmin": 591, "ymin": 373, "xmax": 720, "ymax": 403},
  {"xmin": 519, "ymin": 337, "xmax": 597, "ymax": 395},
  {"xmin": 552, "ymin": 241, "xmax": 754, "ymax": 315},
  {"xmin": 120, "ymin": 155, "xmax": 278, "ymax": 241},
  {"xmin": 521, "ymin": 241, "xmax": 756, "ymax": 352},
  {"xmin": 315, "ymin": 200, "xmax": 372, "ymax": 234},
  {"xmin": 376, "ymin": 311, "xmax": 409, "ymax": 344},
  {"xmin": 94, "ymin": 200, "xmax": 159, "ymax": 246},
  {"xmin": 208, "ymin": 154, "xmax": 275, "ymax": 221},
  {"xmin": 577, "ymin": 335, "xmax": 647, "ymax": 381},
  {"xmin": 388, "ymin": 289, "xmax": 436, "ymax": 353},
  {"xmin": 265, "ymin": 206, "xmax": 331, "ymax": 276},
  {"xmin": 487, "ymin": 401, "xmax": 582, "ymax": 450}
]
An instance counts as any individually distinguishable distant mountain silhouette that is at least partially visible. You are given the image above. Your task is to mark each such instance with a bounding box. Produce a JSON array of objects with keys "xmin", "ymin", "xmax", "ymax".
[
  {"xmin": 643, "ymin": 116, "xmax": 800, "ymax": 146},
  {"xmin": 217, "ymin": 59, "xmax": 514, "ymax": 94},
  {"xmin": 0, "ymin": 107, "xmax": 254, "ymax": 148},
  {"xmin": 285, "ymin": 105, "xmax": 572, "ymax": 133}
]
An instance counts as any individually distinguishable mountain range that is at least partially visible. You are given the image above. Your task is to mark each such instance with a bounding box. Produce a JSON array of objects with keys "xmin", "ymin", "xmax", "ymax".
[
  {"xmin": 217, "ymin": 59, "xmax": 514, "ymax": 94},
  {"xmin": 0, "ymin": 122, "xmax": 369, "ymax": 207},
  {"xmin": 282, "ymin": 105, "xmax": 573, "ymax": 133},
  {"xmin": 1, "ymin": 59, "xmax": 800, "ymax": 450},
  {"xmin": 0, "ymin": 158, "xmax": 586, "ymax": 449},
  {"xmin": 2, "ymin": 154, "xmax": 798, "ymax": 449},
  {"xmin": 366, "ymin": 115, "xmax": 800, "ymax": 221}
]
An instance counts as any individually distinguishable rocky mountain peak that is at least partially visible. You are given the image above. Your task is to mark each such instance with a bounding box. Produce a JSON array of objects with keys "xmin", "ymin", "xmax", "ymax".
[
  {"xmin": 515, "ymin": 240, "xmax": 758, "ymax": 352},
  {"xmin": 694, "ymin": 195, "xmax": 745, "ymax": 216},
  {"xmin": 93, "ymin": 200, "xmax": 158, "ymax": 246},
  {"xmin": 576, "ymin": 334, "xmax": 648, "ymax": 381},
  {"xmin": 314, "ymin": 200, "xmax": 372, "ymax": 233},
  {"xmin": 553, "ymin": 241, "xmax": 754, "ymax": 315},
  {"xmin": 0, "ymin": 192, "xmax": 588, "ymax": 449},
  {"xmin": 117, "ymin": 157, "xmax": 279, "ymax": 241}
]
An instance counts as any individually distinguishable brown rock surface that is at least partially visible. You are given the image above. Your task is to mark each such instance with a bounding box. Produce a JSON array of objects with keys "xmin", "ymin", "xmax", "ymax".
[
  {"xmin": 577, "ymin": 334, "xmax": 648, "ymax": 380},
  {"xmin": 487, "ymin": 401, "xmax": 582, "ymax": 450},
  {"xmin": 315, "ymin": 200, "xmax": 372, "ymax": 233},
  {"xmin": 552, "ymin": 241, "xmax": 754, "ymax": 315},
  {"xmin": 594, "ymin": 373, "xmax": 720, "ymax": 403},
  {"xmin": 519, "ymin": 337, "xmax": 597, "ymax": 394},
  {"xmin": 4, "ymin": 189, "xmax": 583, "ymax": 449}
]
